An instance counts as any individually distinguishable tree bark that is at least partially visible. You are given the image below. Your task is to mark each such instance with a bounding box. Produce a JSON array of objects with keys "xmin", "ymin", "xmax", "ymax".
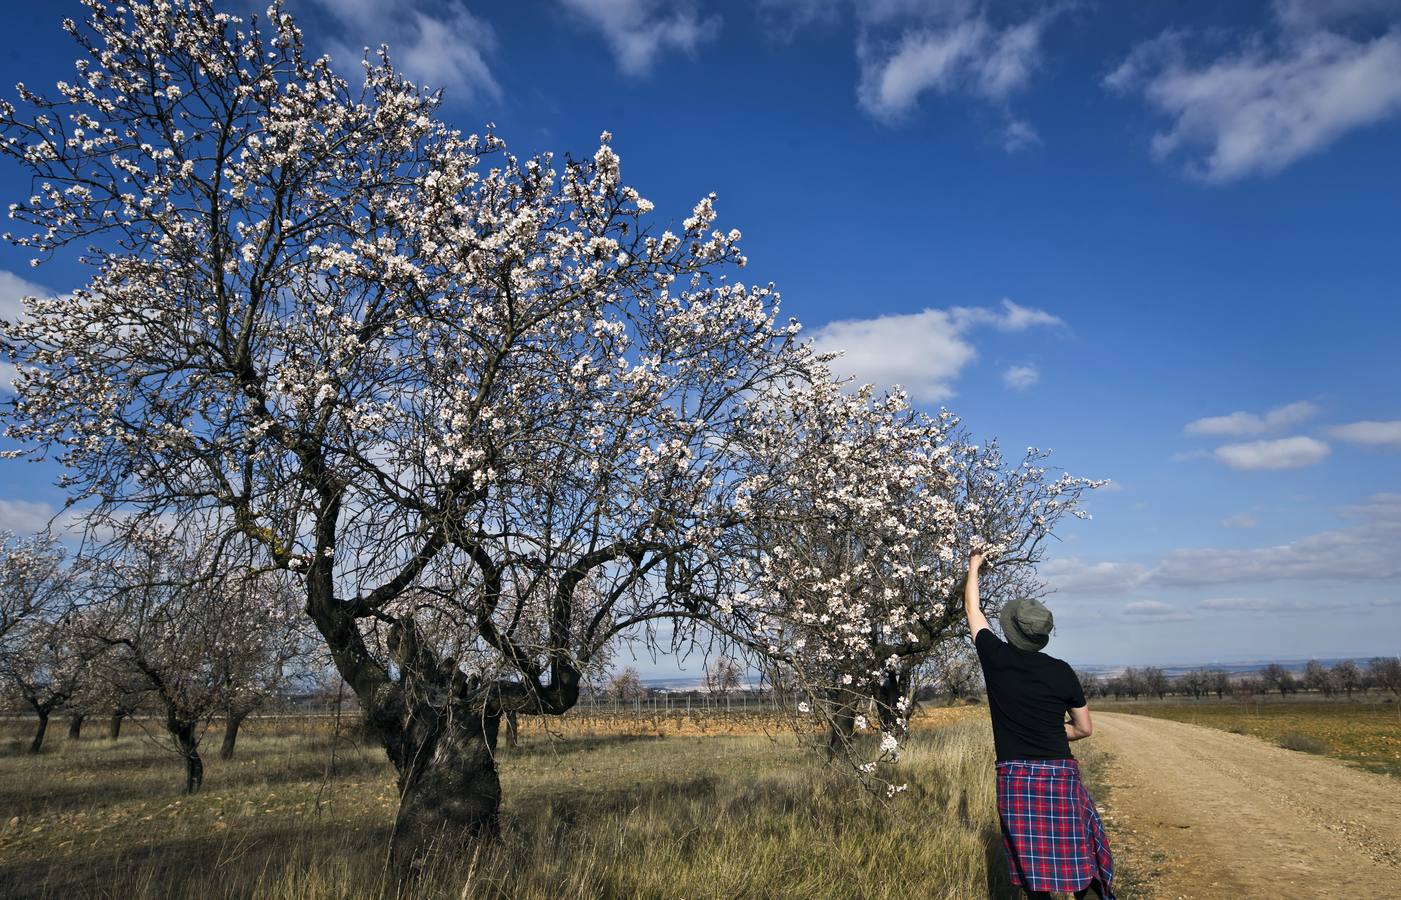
[
  {"xmin": 29, "ymin": 709, "xmax": 50, "ymax": 754},
  {"xmin": 67, "ymin": 713, "xmax": 85, "ymax": 740},
  {"xmin": 172, "ymin": 721, "xmax": 204, "ymax": 794},
  {"xmin": 219, "ymin": 712, "xmax": 245, "ymax": 760},
  {"xmin": 389, "ymin": 707, "xmax": 503, "ymax": 863},
  {"xmin": 504, "ymin": 710, "xmax": 518, "ymax": 748},
  {"xmin": 109, "ymin": 709, "xmax": 126, "ymax": 740},
  {"xmin": 874, "ymin": 670, "xmax": 911, "ymax": 735}
]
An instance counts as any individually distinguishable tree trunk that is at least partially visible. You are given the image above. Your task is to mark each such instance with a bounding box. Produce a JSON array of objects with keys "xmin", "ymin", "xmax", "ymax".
[
  {"xmin": 390, "ymin": 708, "xmax": 503, "ymax": 863},
  {"xmin": 173, "ymin": 722, "xmax": 204, "ymax": 794},
  {"xmin": 29, "ymin": 709, "xmax": 50, "ymax": 754},
  {"xmin": 219, "ymin": 713, "xmax": 245, "ymax": 760},
  {"xmin": 67, "ymin": 713, "xmax": 85, "ymax": 740},
  {"xmin": 874, "ymin": 670, "xmax": 911, "ymax": 735},
  {"xmin": 504, "ymin": 710, "xmax": 518, "ymax": 748},
  {"xmin": 109, "ymin": 710, "xmax": 126, "ymax": 740}
]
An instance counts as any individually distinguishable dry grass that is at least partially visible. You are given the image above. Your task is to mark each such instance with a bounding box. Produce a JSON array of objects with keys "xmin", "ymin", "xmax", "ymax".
[
  {"xmin": 0, "ymin": 704, "xmax": 1123, "ymax": 899},
  {"xmin": 1098, "ymin": 697, "xmax": 1401, "ymax": 778}
]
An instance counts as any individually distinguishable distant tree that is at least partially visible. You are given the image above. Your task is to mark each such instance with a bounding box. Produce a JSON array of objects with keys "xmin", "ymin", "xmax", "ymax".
[
  {"xmin": 1205, "ymin": 668, "xmax": 1229, "ymax": 699},
  {"xmin": 1260, "ymin": 663, "xmax": 1296, "ymax": 698},
  {"xmin": 936, "ymin": 643, "xmax": 982, "ymax": 703},
  {"xmin": 0, "ymin": 532, "xmax": 69, "ymax": 646},
  {"xmin": 1140, "ymin": 667, "xmax": 1167, "ymax": 699},
  {"xmin": 89, "ymin": 524, "xmax": 302, "ymax": 792},
  {"xmin": 1367, "ymin": 658, "xmax": 1401, "ymax": 710},
  {"xmin": 1, "ymin": 607, "xmax": 99, "ymax": 753},
  {"xmin": 1178, "ymin": 669, "xmax": 1207, "ymax": 699},
  {"xmin": 705, "ymin": 656, "xmax": 744, "ymax": 697},
  {"xmin": 1303, "ymin": 660, "xmax": 1334, "ymax": 697},
  {"xmin": 608, "ymin": 667, "xmax": 646, "ymax": 704},
  {"xmin": 1075, "ymin": 670, "xmax": 1103, "ymax": 701},
  {"xmin": 1331, "ymin": 660, "xmax": 1363, "ymax": 698}
]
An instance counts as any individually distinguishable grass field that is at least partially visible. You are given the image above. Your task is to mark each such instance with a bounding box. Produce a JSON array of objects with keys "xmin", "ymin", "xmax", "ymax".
[
  {"xmin": 0, "ymin": 704, "xmax": 1121, "ymax": 899},
  {"xmin": 1096, "ymin": 696, "xmax": 1401, "ymax": 778}
]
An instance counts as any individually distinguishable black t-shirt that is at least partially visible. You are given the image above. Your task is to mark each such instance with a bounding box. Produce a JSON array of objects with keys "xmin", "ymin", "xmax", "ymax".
[{"xmin": 974, "ymin": 627, "xmax": 1086, "ymax": 761}]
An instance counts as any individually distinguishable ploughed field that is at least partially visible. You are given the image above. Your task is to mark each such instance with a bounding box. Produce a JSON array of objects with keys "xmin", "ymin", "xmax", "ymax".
[
  {"xmin": 1094, "ymin": 696, "xmax": 1401, "ymax": 778},
  {"xmin": 0, "ymin": 705, "xmax": 1104, "ymax": 899}
]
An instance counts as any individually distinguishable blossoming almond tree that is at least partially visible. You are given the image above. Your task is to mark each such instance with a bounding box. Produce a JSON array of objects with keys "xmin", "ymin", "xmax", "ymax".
[
  {"xmin": 0, "ymin": 0, "xmax": 804, "ymax": 851},
  {"xmin": 726, "ymin": 372, "xmax": 1100, "ymax": 783},
  {"xmin": 84, "ymin": 521, "xmax": 302, "ymax": 792}
]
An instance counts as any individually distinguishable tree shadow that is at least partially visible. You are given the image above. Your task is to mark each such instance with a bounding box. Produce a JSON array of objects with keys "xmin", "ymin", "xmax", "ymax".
[
  {"xmin": 984, "ymin": 824, "xmax": 1018, "ymax": 899},
  {"xmin": 503, "ymin": 731, "xmax": 669, "ymax": 759}
]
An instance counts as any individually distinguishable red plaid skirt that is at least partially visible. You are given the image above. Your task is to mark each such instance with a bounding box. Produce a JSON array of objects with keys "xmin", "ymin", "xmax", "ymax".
[{"xmin": 995, "ymin": 758, "xmax": 1115, "ymax": 897}]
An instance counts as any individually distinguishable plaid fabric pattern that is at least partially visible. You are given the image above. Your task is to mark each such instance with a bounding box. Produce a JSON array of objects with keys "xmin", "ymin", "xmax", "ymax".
[{"xmin": 995, "ymin": 758, "xmax": 1115, "ymax": 898}]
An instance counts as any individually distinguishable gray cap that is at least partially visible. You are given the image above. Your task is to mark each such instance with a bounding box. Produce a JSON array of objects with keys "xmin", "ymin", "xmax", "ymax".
[{"xmin": 999, "ymin": 597, "xmax": 1053, "ymax": 651}]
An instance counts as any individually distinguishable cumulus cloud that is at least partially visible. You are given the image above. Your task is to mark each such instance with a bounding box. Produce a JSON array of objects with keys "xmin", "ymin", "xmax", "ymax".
[
  {"xmin": 1328, "ymin": 420, "xmax": 1401, "ymax": 449},
  {"xmin": 307, "ymin": 0, "xmax": 501, "ymax": 102},
  {"xmin": 0, "ymin": 269, "xmax": 53, "ymax": 321},
  {"xmin": 1105, "ymin": 3, "xmax": 1401, "ymax": 182},
  {"xmin": 808, "ymin": 299, "xmax": 1063, "ymax": 401},
  {"xmin": 1213, "ymin": 436, "xmax": 1330, "ymax": 470},
  {"xmin": 1002, "ymin": 364, "xmax": 1039, "ymax": 390},
  {"xmin": 559, "ymin": 0, "xmax": 720, "ymax": 75},
  {"xmin": 1219, "ymin": 513, "xmax": 1259, "ymax": 528},
  {"xmin": 1185, "ymin": 400, "xmax": 1319, "ymax": 436}
]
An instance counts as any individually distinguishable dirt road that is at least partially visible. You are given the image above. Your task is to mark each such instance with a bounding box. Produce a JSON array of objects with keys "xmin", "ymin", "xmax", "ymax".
[{"xmin": 1091, "ymin": 712, "xmax": 1401, "ymax": 899}]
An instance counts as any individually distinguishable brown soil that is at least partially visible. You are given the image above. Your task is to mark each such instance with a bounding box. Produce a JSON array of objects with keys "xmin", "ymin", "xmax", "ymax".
[{"xmin": 1091, "ymin": 711, "xmax": 1401, "ymax": 899}]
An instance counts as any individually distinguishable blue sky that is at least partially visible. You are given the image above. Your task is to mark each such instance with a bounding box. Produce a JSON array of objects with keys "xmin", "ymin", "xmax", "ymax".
[{"xmin": 1, "ymin": 0, "xmax": 1399, "ymax": 674}]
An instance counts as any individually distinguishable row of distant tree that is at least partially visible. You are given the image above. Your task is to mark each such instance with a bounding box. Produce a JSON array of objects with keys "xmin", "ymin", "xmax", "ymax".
[{"xmin": 1075, "ymin": 659, "xmax": 1401, "ymax": 701}]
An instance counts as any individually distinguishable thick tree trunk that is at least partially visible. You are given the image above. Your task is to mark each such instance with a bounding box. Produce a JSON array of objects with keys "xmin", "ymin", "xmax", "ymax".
[
  {"xmin": 29, "ymin": 710, "xmax": 50, "ymax": 754},
  {"xmin": 390, "ymin": 709, "xmax": 503, "ymax": 863},
  {"xmin": 67, "ymin": 713, "xmax": 85, "ymax": 740},
  {"xmin": 109, "ymin": 710, "xmax": 126, "ymax": 740},
  {"xmin": 219, "ymin": 713, "xmax": 245, "ymax": 760}
]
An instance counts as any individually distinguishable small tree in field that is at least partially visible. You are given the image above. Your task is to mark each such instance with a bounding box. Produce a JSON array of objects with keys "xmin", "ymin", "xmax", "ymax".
[
  {"xmin": 0, "ymin": 532, "xmax": 69, "ymax": 646},
  {"xmin": 1368, "ymin": 657, "xmax": 1401, "ymax": 715},
  {"xmin": 1260, "ymin": 663, "xmax": 1296, "ymax": 698},
  {"xmin": 0, "ymin": 0, "xmax": 809, "ymax": 854},
  {"xmin": 705, "ymin": 655, "xmax": 743, "ymax": 697},
  {"xmin": 607, "ymin": 667, "xmax": 645, "ymax": 704},
  {"xmin": 1, "ymin": 606, "xmax": 99, "ymax": 753},
  {"xmin": 1303, "ymin": 659, "xmax": 1334, "ymax": 697},
  {"xmin": 1331, "ymin": 660, "xmax": 1363, "ymax": 698},
  {"xmin": 726, "ymin": 373, "xmax": 1099, "ymax": 772},
  {"xmin": 87, "ymin": 523, "xmax": 302, "ymax": 791}
]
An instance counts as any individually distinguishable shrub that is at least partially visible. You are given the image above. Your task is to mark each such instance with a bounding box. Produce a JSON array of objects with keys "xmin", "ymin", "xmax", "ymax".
[{"xmin": 1277, "ymin": 732, "xmax": 1326, "ymax": 754}]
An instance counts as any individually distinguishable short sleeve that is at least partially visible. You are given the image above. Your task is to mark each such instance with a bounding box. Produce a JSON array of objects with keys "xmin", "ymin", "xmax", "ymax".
[
  {"xmin": 1066, "ymin": 665, "xmax": 1087, "ymax": 708},
  {"xmin": 974, "ymin": 627, "xmax": 1000, "ymax": 661}
]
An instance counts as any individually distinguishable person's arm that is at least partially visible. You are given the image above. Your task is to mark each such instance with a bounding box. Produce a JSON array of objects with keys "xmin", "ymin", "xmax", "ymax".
[
  {"xmin": 1065, "ymin": 705, "xmax": 1093, "ymax": 741},
  {"xmin": 965, "ymin": 551, "xmax": 991, "ymax": 638}
]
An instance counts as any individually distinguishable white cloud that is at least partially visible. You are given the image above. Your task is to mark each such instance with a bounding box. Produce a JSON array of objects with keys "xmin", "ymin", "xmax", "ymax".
[
  {"xmin": 1002, "ymin": 364, "xmax": 1039, "ymax": 390},
  {"xmin": 1123, "ymin": 600, "xmax": 1194, "ymax": 621},
  {"xmin": 1002, "ymin": 118, "xmax": 1041, "ymax": 152},
  {"xmin": 808, "ymin": 299, "xmax": 1062, "ymax": 401},
  {"xmin": 1213, "ymin": 436, "xmax": 1330, "ymax": 470},
  {"xmin": 1198, "ymin": 595, "xmax": 1350, "ymax": 613},
  {"xmin": 559, "ymin": 0, "xmax": 720, "ymax": 76},
  {"xmin": 1219, "ymin": 512, "xmax": 1258, "ymax": 528},
  {"xmin": 1042, "ymin": 556, "xmax": 1151, "ymax": 595},
  {"xmin": 1106, "ymin": 6, "xmax": 1401, "ymax": 182},
  {"xmin": 1328, "ymin": 420, "xmax": 1401, "ymax": 449},
  {"xmin": 1154, "ymin": 493, "xmax": 1401, "ymax": 586},
  {"xmin": 857, "ymin": 9, "xmax": 1060, "ymax": 122},
  {"xmin": 308, "ymin": 0, "xmax": 501, "ymax": 102},
  {"xmin": 0, "ymin": 269, "xmax": 54, "ymax": 321},
  {"xmin": 0, "ymin": 499, "xmax": 59, "ymax": 534},
  {"xmin": 1185, "ymin": 400, "xmax": 1319, "ymax": 436}
]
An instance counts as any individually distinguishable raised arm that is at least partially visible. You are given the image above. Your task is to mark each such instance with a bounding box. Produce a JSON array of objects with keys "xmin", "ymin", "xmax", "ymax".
[{"xmin": 965, "ymin": 551, "xmax": 991, "ymax": 638}]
